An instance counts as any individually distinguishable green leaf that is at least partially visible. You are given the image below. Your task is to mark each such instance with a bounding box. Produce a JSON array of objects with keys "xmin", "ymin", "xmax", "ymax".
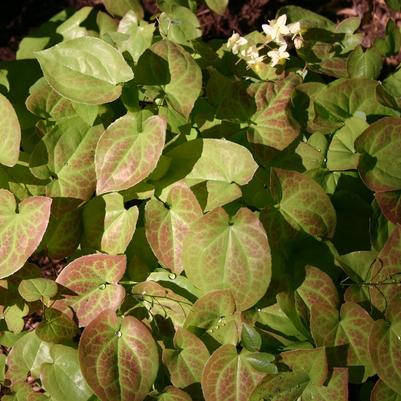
[
  {"xmin": 369, "ymin": 298, "xmax": 401, "ymax": 394},
  {"xmin": 30, "ymin": 121, "xmax": 104, "ymax": 201},
  {"xmin": 371, "ymin": 380, "xmax": 401, "ymax": 401},
  {"xmin": 159, "ymin": 6, "xmax": 201, "ymax": 46},
  {"xmin": 36, "ymin": 308, "xmax": 79, "ymax": 343},
  {"xmin": 183, "ymin": 207, "xmax": 271, "ymax": 311},
  {"xmin": 35, "ymin": 37, "xmax": 134, "ymax": 104},
  {"xmin": 241, "ymin": 323, "xmax": 262, "ymax": 352},
  {"xmin": 6, "ymin": 331, "xmax": 53, "ymax": 383},
  {"xmin": 26, "ymin": 78, "xmax": 98, "ymax": 125},
  {"xmin": 145, "ymin": 182, "xmax": 202, "ymax": 274},
  {"xmin": 0, "ymin": 93, "xmax": 21, "ymax": 167},
  {"xmin": 41, "ymin": 344, "xmax": 92, "ymax": 401},
  {"xmin": 18, "ymin": 278, "xmax": 58, "ymax": 302},
  {"xmin": 249, "ymin": 74, "xmax": 302, "ymax": 151},
  {"xmin": 244, "ymin": 353, "xmax": 278, "ymax": 374},
  {"xmin": 347, "ymin": 46, "xmax": 383, "ymax": 80},
  {"xmin": 55, "ymin": 254, "xmax": 126, "ymax": 327},
  {"xmin": 4, "ymin": 302, "xmax": 29, "ymax": 333},
  {"xmin": 386, "ymin": 0, "xmax": 401, "ymax": 11},
  {"xmin": 184, "ymin": 289, "xmax": 240, "ymax": 345},
  {"xmin": 202, "ymin": 345, "xmax": 265, "ymax": 401},
  {"xmin": 326, "ymin": 115, "xmax": 369, "ymax": 171},
  {"xmin": 270, "ymin": 168, "xmax": 337, "ymax": 238},
  {"xmin": 158, "ymin": 386, "xmax": 192, "ymax": 401},
  {"xmin": 150, "ymin": 40, "xmax": 202, "ymax": 119},
  {"xmin": 278, "ymin": 5, "xmax": 336, "ymax": 30},
  {"xmin": 115, "ymin": 12, "xmax": 155, "ymax": 63},
  {"xmin": 0, "ymin": 190, "xmax": 51, "ymax": 279},
  {"xmin": 82, "ymin": 192, "xmax": 139, "ymax": 255},
  {"xmin": 95, "ymin": 114, "xmax": 166, "ymax": 194},
  {"xmin": 356, "ymin": 117, "xmax": 401, "ymax": 192},
  {"xmin": 162, "ymin": 328, "xmax": 209, "ymax": 388},
  {"xmin": 102, "ymin": 0, "xmax": 144, "ymax": 18},
  {"xmin": 205, "ymin": 0, "xmax": 228, "ymax": 15},
  {"xmin": 79, "ymin": 310, "xmax": 159, "ymax": 401}
]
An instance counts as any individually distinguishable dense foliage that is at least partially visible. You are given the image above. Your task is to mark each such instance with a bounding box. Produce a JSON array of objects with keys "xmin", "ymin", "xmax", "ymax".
[{"xmin": 1, "ymin": 0, "xmax": 401, "ymax": 400}]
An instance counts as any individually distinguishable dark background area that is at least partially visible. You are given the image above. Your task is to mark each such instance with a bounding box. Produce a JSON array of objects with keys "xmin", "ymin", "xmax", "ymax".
[{"xmin": 0, "ymin": 0, "xmax": 399, "ymax": 62}]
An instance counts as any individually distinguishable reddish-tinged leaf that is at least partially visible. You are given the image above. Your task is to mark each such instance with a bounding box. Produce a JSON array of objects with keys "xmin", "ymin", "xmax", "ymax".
[
  {"xmin": 202, "ymin": 345, "xmax": 265, "ymax": 401},
  {"xmin": 248, "ymin": 73, "xmax": 301, "ymax": 151},
  {"xmin": 184, "ymin": 289, "xmax": 240, "ymax": 345},
  {"xmin": 0, "ymin": 93, "xmax": 21, "ymax": 167},
  {"xmin": 56, "ymin": 254, "xmax": 126, "ymax": 327},
  {"xmin": 151, "ymin": 40, "xmax": 202, "ymax": 119},
  {"xmin": 183, "ymin": 207, "xmax": 271, "ymax": 311},
  {"xmin": 356, "ymin": 117, "xmax": 401, "ymax": 192},
  {"xmin": 0, "ymin": 190, "xmax": 51, "ymax": 279},
  {"xmin": 145, "ymin": 182, "xmax": 202, "ymax": 274},
  {"xmin": 297, "ymin": 266, "xmax": 339, "ymax": 310},
  {"xmin": 369, "ymin": 225, "xmax": 401, "ymax": 311},
  {"xmin": 369, "ymin": 298, "xmax": 401, "ymax": 394},
  {"xmin": 311, "ymin": 302, "xmax": 375, "ymax": 382},
  {"xmin": 95, "ymin": 114, "xmax": 166, "ymax": 194},
  {"xmin": 271, "ymin": 168, "xmax": 337, "ymax": 238},
  {"xmin": 376, "ymin": 190, "xmax": 401, "ymax": 224},
  {"xmin": 132, "ymin": 281, "xmax": 192, "ymax": 328},
  {"xmin": 371, "ymin": 380, "xmax": 401, "ymax": 401},
  {"xmin": 159, "ymin": 386, "xmax": 192, "ymax": 401},
  {"xmin": 162, "ymin": 328, "xmax": 209, "ymax": 388},
  {"xmin": 79, "ymin": 310, "xmax": 159, "ymax": 401}
]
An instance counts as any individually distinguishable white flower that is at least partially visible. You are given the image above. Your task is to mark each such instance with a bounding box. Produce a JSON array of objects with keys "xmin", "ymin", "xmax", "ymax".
[
  {"xmin": 262, "ymin": 14, "xmax": 290, "ymax": 44},
  {"xmin": 227, "ymin": 32, "xmax": 248, "ymax": 55},
  {"xmin": 241, "ymin": 45, "xmax": 265, "ymax": 66},
  {"xmin": 294, "ymin": 36, "xmax": 304, "ymax": 49},
  {"xmin": 268, "ymin": 44, "xmax": 290, "ymax": 67},
  {"xmin": 288, "ymin": 21, "xmax": 301, "ymax": 36}
]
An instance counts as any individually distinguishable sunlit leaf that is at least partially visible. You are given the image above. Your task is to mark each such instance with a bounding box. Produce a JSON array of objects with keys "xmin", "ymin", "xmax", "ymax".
[
  {"xmin": 79, "ymin": 310, "xmax": 159, "ymax": 401},
  {"xmin": 18, "ymin": 278, "xmax": 58, "ymax": 302},
  {"xmin": 95, "ymin": 114, "xmax": 166, "ymax": 194},
  {"xmin": 0, "ymin": 190, "xmax": 51, "ymax": 279},
  {"xmin": 183, "ymin": 207, "xmax": 271, "ymax": 310},
  {"xmin": 56, "ymin": 254, "xmax": 126, "ymax": 327}
]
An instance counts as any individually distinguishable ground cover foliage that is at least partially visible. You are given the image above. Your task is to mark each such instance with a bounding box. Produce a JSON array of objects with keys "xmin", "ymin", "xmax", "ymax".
[{"xmin": 1, "ymin": 0, "xmax": 401, "ymax": 400}]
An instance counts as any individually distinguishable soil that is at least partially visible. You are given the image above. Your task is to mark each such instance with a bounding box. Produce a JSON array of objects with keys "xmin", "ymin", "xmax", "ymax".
[{"xmin": 1, "ymin": 0, "xmax": 401, "ymax": 62}]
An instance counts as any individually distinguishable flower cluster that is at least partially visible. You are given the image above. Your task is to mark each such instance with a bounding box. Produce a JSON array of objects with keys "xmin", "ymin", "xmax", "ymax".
[{"xmin": 226, "ymin": 14, "xmax": 303, "ymax": 69}]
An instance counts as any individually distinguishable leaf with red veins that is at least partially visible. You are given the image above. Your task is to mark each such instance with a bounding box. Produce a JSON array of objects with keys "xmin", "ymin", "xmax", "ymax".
[
  {"xmin": 183, "ymin": 207, "xmax": 271, "ymax": 311},
  {"xmin": 95, "ymin": 114, "xmax": 166, "ymax": 194},
  {"xmin": 296, "ymin": 265, "xmax": 339, "ymax": 310},
  {"xmin": 0, "ymin": 189, "xmax": 51, "ymax": 279},
  {"xmin": 56, "ymin": 254, "xmax": 126, "ymax": 327},
  {"xmin": 369, "ymin": 298, "xmax": 401, "ymax": 394},
  {"xmin": 79, "ymin": 310, "xmax": 159, "ymax": 401},
  {"xmin": 371, "ymin": 379, "xmax": 401, "ymax": 401},
  {"xmin": 163, "ymin": 328, "xmax": 209, "ymax": 388},
  {"xmin": 202, "ymin": 345, "xmax": 265, "ymax": 401},
  {"xmin": 376, "ymin": 190, "xmax": 401, "ymax": 224},
  {"xmin": 145, "ymin": 182, "xmax": 202, "ymax": 274}
]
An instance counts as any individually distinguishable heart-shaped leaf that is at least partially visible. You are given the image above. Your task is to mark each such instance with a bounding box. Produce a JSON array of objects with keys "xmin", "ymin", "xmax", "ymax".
[
  {"xmin": 0, "ymin": 93, "xmax": 21, "ymax": 167},
  {"xmin": 40, "ymin": 344, "xmax": 92, "ymax": 401},
  {"xmin": 35, "ymin": 36, "xmax": 134, "ymax": 104},
  {"xmin": 56, "ymin": 254, "xmax": 126, "ymax": 327},
  {"xmin": 270, "ymin": 168, "xmax": 337, "ymax": 238},
  {"xmin": 82, "ymin": 192, "xmax": 139, "ymax": 255},
  {"xmin": 0, "ymin": 190, "xmax": 51, "ymax": 279},
  {"xmin": 249, "ymin": 73, "xmax": 301, "ymax": 151},
  {"xmin": 18, "ymin": 278, "xmax": 58, "ymax": 302},
  {"xmin": 151, "ymin": 40, "xmax": 202, "ymax": 119},
  {"xmin": 356, "ymin": 117, "xmax": 401, "ymax": 192},
  {"xmin": 202, "ymin": 345, "xmax": 265, "ymax": 401},
  {"xmin": 145, "ymin": 182, "xmax": 202, "ymax": 274},
  {"xmin": 369, "ymin": 298, "xmax": 401, "ymax": 394},
  {"xmin": 95, "ymin": 114, "xmax": 166, "ymax": 194},
  {"xmin": 162, "ymin": 328, "xmax": 209, "ymax": 388},
  {"xmin": 36, "ymin": 308, "xmax": 79, "ymax": 343},
  {"xmin": 183, "ymin": 207, "xmax": 271, "ymax": 310},
  {"xmin": 79, "ymin": 309, "xmax": 159, "ymax": 401},
  {"xmin": 158, "ymin": 386, "xmax": 192, "ymax": 401}
]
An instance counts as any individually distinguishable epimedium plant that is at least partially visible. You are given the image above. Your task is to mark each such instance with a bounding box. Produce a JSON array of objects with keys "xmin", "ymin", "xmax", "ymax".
[{"xmin": 1, "ymin": 0, "xmax": 401, "ymax": 400}]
